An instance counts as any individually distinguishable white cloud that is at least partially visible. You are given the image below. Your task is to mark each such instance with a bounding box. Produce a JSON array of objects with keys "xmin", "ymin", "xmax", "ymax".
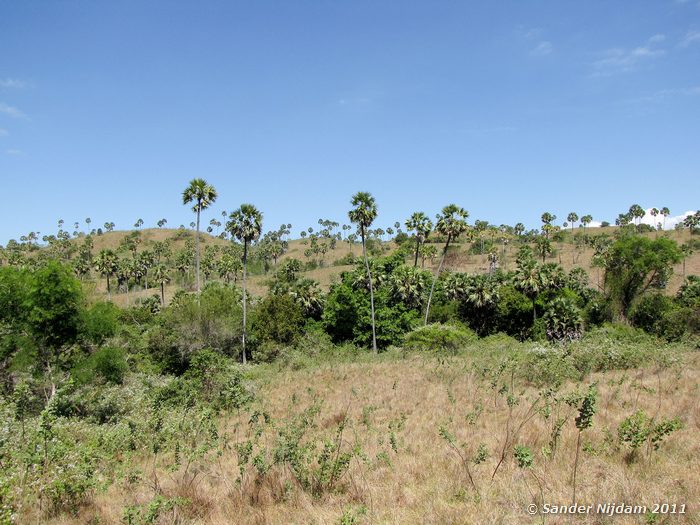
[
  {"xmin": 0, "ymin": 128, "xmax": 8, "ymax": 137},
  {"xmin": 592, "ymin": 36, "xmax": 666, "ymax": 74},
  {"xmin": 0, "ymin": 78, "xmax": 27, "ymax": 89},
  {"xmin": 0, "ymin": 102, "xmax": 26, "ymax": 119},
  {"xmin": 587, "ymin": 220, "xmax": 603, "ymax": 228},
  {"xmin": 5, "ymin": 148, "xmax": 25, "ymax": 156},
  {"xmin": 640, "ymin": 208, "xmax": 696, "ymax": 229},
  {"xmin": 531, "ymin": 41, "xmax": 553, "ymax": 56},
  {"xmin": 679, "ymin": 30, "xmax": 700, "ymax": 47}
]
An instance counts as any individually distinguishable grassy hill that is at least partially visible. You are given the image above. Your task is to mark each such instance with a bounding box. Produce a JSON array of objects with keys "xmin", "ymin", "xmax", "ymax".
[{"xmin": 69, "ymin": 226, "xmax": 699, "ymax": 307}]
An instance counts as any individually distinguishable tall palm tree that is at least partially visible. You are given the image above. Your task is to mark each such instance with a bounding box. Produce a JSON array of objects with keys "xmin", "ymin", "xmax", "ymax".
[
  {"xmin": 405, "ymin": 212, "xmax": 433, "ymax": 267},
  {"xmin": 424, "ymin": 204, "xmax": 469, "ymax": 324},
  {"xmin": 514, "ymin": 258, "xmax": 547, "ymax": 323},
  {"xmin": 153, "ymin": 263, "xmax": 170, "ymax": 305},
  {"xmin": 182, "ymin": 179, "xmax": 218, "ymax": 295},
  {"xmin": 348, "ymin": 192, "xmax": 379, "ymax": 353},
  {"xmin": 567, "ymin": 212, "xmax": 579, "ymax": 233},
  {"xmin": 94, "ymin": 249, "xmax": 118, "ymax": 299},
  {"xmin": 226, "ymin": 203, "xmax": 263, "ymax": 364},
  {"xmin": 661, "ymin": 207, "xmax": 670, "ymax": 230}
]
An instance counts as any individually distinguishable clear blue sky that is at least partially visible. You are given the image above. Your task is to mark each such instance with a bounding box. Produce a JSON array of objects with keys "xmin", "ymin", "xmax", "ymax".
[{"xmin": 1, "ymin": 1, "xmax": 699, "ymax": 243}]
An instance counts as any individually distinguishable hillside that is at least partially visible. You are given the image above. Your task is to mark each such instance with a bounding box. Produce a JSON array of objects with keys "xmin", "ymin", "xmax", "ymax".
[{"xmin": 44, "ymin": 225, "xmax": 700, "ymax": 307}]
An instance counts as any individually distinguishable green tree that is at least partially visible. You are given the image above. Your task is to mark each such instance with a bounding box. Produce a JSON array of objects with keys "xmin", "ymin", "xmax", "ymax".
[
  {"xmin": 567, "ymin": 212, "xmax": 579, "ymax": 233},
  {"xmin": 541, "ymin": 212, "xmax": 556, "ymax": 238},
  {"xmin": 604, "ymin": 235, "xmax": 682, "ymax": 320},
  {"xmin": 153, "ymin": 263, "xmax": 170, "ymax": 305},
  {"xmin": 226, "ymin": 203, "xmax": 263, "ymax": 364},
  {"xmin": 182, "ymin": 178, "xmax": 218, "ymax": 295},
  {"xmin": 348, "ymin": 191, "xmax": 379, "ymax": 352},
  {"xmin": 514, "ymin": 253, "xmax": 547, "ymax": 323},
  {"xmin": 424, "ymin": 204, "xmax": 469, "ymax": 324},
  {"xmin": 405, "ymin": 212, "xmax": 433, "ymax": 267},
  {"xmin": 93, "ymin": 249, "xmax": 118, "ymax": 299},
  {"xmin": 26, "ymin": 261, "xmax": 82, "ymax": 383}
]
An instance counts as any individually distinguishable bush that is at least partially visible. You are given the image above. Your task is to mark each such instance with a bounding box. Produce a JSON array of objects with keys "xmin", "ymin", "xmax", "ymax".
[
  {"xmin": 404, "ymin": 323, "xmax": 476, "ymax": 353},
  {"xmin": 253, "ymin": 294, "xmax": 305, "ymax": 346},
  {"xmin": 630, "ymin": 293, "xmax": 676, "ymax": 336},
  {"xmin": 543, "ymin": 297, "xmax": 584, "ymax": 342},
  {"xmin": 494, "ymin": 285, "xmax": 532, "ymax": 339},
  {"xmin": 73, "ymin": 346, "xmax": 128, "ymax": 385},
  {"xmin": 80, "ymin": 302, "xmax": 119, "ymax": 344}
]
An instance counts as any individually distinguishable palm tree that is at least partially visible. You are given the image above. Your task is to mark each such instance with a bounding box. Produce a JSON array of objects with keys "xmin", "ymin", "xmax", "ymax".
[
  {"xmin": 514, "ymin": 257, "xmax": 547, "ymax": 323},
  {"xmin": 94, "ymin": 249, "xmax": 118, "ymax": 299},
  {"xmin": 541, "ymin": 212, "xmax": 556, "ymax": 238},
  {"xmin": 661, "ymin": 207, "xmax": 670, "ymax": 230},
  {"xmin": 182, "ymin": 179, "xmax": 218, "ymax": 295},
  {"xmin": 348, "ymin": 192, "xmax": 379, "ymax": 352},
  {"xmin": 152, "ymin": 264, "xmax": 170, "ymax": 305},
  {"xmin": 567, "ymin": 212, "xmax": 579, "ymax": 233},
  {"xmin": 580, "ymin": 215, "xmax": 592, "ymax": 231},
  {"xmin": 226, "ymin": 203, "xmax": 263, "ymax": 364},
  {"xmin": 424, "ymin": 204, "xmax": 469, "ymax": 324},
  {"xmin": 405, "ymin": 212, "xmax": 433, "ymax": 267}
]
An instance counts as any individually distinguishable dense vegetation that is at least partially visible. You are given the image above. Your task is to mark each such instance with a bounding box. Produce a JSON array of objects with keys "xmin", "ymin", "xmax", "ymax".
[{"xmin": 0, "ymin": 186, "xmax": 698, "ymax": 523}]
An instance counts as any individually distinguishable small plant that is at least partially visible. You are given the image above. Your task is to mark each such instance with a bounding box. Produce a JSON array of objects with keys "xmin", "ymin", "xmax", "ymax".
[
  {"xmin": 572, "ymin": 384, "xmax": 597, "ymax": 505},
  {"xmin": 473, "ymin": 443, "xmax": 489, "ymax": 465},
  {"xmin": 618, "ymin": 410, "xmax": 682, "ymax": 461},
  {"xmin": 513, "ymin": 445, "xmax": 534, "ymax": 469},
  {"xmin": 439, "ymin": 425, "xmax": 480, "ymax": 498}
]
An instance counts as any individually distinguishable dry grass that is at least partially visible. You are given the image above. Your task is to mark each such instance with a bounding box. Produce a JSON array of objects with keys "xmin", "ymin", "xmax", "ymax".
[{"xmin": 49, "ymin": 350, "xmax": 700, "ymax": 525}]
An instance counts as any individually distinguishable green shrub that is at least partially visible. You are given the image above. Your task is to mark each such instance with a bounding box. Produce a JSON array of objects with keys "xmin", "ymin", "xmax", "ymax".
[
  {"xmin": 253, "ymin": 294, "xmax": 305, "ymax": 346},
  {"xmin": 81, "ymin": 302, "xmax": 119, "ymax": 344},
  {"xmin": 404, "ymin": 323, "xmax": 476, "ymax": 353},
  {"xmin": 73, "ymin": 346, "xmax": 128, "ymax": 385},
  {"xmin": 543, "ymin": 296, "xmax": 583, "ymax": 342}
]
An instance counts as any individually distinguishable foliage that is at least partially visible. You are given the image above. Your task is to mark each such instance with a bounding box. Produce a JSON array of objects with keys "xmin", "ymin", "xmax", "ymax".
[
  {"xmin": 604, "ymin": 235, "xmax": 682, "ymax": 318},
  {"xmin": 253, "ymin": 294, "xmax": 305, "ymax": 346},
  {"xmin": 404, "ymin": 323, "xmax": 476, "ymax": 353}
]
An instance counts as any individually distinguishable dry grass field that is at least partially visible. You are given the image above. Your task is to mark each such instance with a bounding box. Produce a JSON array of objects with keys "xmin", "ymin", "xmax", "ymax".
[{"xmin": 39, "ymin": 340, "xmax": 699, "ymax": 525}]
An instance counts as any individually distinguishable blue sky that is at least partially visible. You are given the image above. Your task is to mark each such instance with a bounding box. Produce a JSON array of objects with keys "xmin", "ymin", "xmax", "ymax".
[{"xmin": 1, "ymin": 0, "xmax": 699, "ymax": 243}]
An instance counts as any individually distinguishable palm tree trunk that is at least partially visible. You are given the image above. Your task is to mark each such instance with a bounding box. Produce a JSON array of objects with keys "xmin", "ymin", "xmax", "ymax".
[
  {"xmin": 160, "ymin": 282, "xmax": 165, "ymax": 305},
  {"xmin": 414, "ymin": 238, "xmax": 420, "ymax": 267},
  {"xmin": 362, "ymin": 228, "xmax": 378, "ymax": 353},
  {"xmin": 195, "ymin": 204, "xmax": 201, "ymax": 294},
  {"xmin": 424, "ymin": 236, "xmax": 451, "ymax": 325},
  {"xmin": 241, "ymin": 240, "xmax": 248, "ymax": 364},
  {"xmin": 106, "ymin": 275, "xmax": 111, "ymax": 299}
]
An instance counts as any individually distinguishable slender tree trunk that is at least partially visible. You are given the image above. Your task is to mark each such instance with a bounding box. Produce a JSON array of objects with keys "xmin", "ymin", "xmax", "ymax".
[
  {"xmin": 414, "ymin": 237, "xmax": 420, "ymax": 267},
  {"xmin": 106, "ymin": 275, "xmax": 111, "ymax": 299},
  {"xmin": 195, "ymin": 204, "xmax": 201, "ymax": 294},
  {"xmin": 145, "ymin": 270, "xmax": 149, "ymax": 290},
  {"xmin": 362, "ymin": 228, "xmax": 378, "ymax": 353},
  {"xmin": 532, "ymin": 296, "xmax": 537, "ymax": 323},
  {"xmin": 424, "ymin": 236, "xmax": 451, "ymax": 325},
  {"xmin": 241, "ymin": 240, "xmax": 248, "ymax": 364},
  {"xmin": 160, "ymin": 282, "xmax": 165, "ymax": 305}
]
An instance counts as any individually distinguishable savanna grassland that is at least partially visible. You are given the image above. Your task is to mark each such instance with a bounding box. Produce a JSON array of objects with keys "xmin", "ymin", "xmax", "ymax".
[{"xmin": 1, "ymin": 191, "xmax": 700, "ymax": 524}]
